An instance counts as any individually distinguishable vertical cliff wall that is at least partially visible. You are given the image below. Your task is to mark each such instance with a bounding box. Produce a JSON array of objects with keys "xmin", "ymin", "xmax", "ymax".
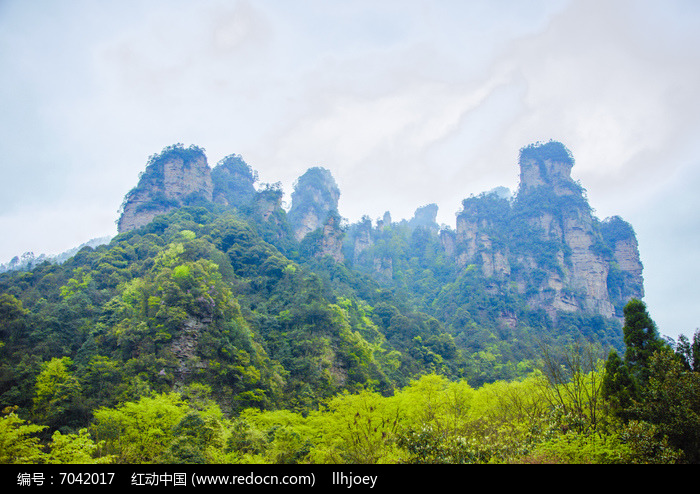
[
  {"xmin": 115, "ymin": 141, "xmax": 643, "ymax": 324},
  {"xmin": 343, "ymin": 140, "xmax": 644, "ymax": 323},
  {"xmin": 118, "ymin": 144, "xmax": 214, "ymax": 233},
  {"xmin": 287, "ymin": 167, "xmax": 346, "ymax": 261},
  {"xmin": 211, "ymin": 154, "xmax": 257, "ymax": 209},
  {"xmin": 452, "ymin": 141, "xmax": 642, "ymax": 319},
  {"xmin": 287, "ymin": 167, "xmax": 341, "ymax": 241}
]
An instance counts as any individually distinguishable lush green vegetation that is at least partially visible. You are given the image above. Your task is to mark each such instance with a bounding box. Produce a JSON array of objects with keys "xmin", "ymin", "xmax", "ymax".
[
  {"xmin": 344, "ymin": 188, "xmax": 628, "ymax": 385},
  {"xmin": 2, "ymin": 322, "xmax": 697, "ymax": 464},
  {"xmin": 2, "ymin": 144, "xmax": 698, "ymax": 464}
]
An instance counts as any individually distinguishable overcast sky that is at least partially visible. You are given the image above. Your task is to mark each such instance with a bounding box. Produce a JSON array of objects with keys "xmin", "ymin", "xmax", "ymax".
[{"xmin": 1, "ymin": 0, "xmax": 699, "ymax": 340}]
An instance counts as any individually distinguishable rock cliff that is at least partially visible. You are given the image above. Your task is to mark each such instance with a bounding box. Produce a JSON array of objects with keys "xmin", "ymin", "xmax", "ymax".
[
  {"xmin": 211, "ymin": 154, "xmax": 257, "ymax": 208},
  {"xmin": 453, "ymin": 140, "xmax": 641, "ymax": 319},
  {"xmin": 600, "ymin": 215, "xmax": 645, "ymax": 311},
  {"xmin": 287, "ymin": 167, "xmax": 346, "ymax": 261},
  {"xmin": 115, "ymin": 140, "xmax": 643, "ymax": 325},
  {"xmin": 118, "ymin": 144, "xmax": 213, "ymax": 233},
  {"xmin": 343, "ymin": 140, "xmax": 643, "ymax": 323},
  {"xmin": 287, "ymin": 167, "xmax": 341, "ymax": 241}
]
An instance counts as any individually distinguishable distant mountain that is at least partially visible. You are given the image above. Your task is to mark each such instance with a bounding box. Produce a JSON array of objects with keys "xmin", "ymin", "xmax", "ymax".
[
  {"xmin": 344, "ymin": 141, "xmax": 643, "ymax": 318},
  {"xmin": 114, "ymin": 140, "xmax": 643, "ymax": 327},
  {"xmin": 0, "ymin": 236, "xmax": 112, "ymax": 273}
]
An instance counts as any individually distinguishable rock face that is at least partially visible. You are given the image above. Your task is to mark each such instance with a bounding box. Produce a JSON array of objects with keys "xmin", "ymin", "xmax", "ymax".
[
  {"xmin": 343, "ymin": 140, "xmax": 644, "ymax": 323},
  {"xmin": 514, "ymin": 142, "xmax": 620, "ymax": 317},
  {"xmin": 287, "ymin": 167, "xmax": 346, "ymax": 261},
  {"xmin": 353, "ymin": 217, "xmax": 373, "ymax": 264},
  {"xmin": 319, "ymin": 213, "xmax": 345, "ymax": 262},
  {"xmin": 518, "ymin": 143, "xmax": 576, "ymax": 196},
  {"xmin": 211, "ymin": 154, "xmax": 257, "ymax": 208},
  {"xmin": 114, "ymin": 140, "xmax": 643, "ymax": 324},
  {"xmin": 601, "ymin": 215, "xmax": 645, "ymax": 306},
  {"xmin": 452, "ymin": 140, "xmax": 642, "ymax": 319},
  {"xmin": 118, "ymin": 144, "xmax": 213, "ymax": 233},
  {"xmin": 288, "ymin": 167, "xmax": 341, "ymax": 241},
  {"xmin": 455, "ymin": 195, "xmax": 511, "ymax": 280},
  {"xmin": 408, "ymin": 204, "xmax": 440, "ymax": 232}
]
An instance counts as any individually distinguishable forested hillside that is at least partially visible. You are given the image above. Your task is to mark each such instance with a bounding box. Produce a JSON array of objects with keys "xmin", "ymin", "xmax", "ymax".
[{"xmin": 1, "ymin": 142, "xmax": 699, "ymax": 464}]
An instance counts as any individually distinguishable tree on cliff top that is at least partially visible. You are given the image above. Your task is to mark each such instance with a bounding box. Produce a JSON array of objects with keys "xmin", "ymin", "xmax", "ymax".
[{"xmin": 518, "ymin": 140, "xmax": 574, "ymax": 165}]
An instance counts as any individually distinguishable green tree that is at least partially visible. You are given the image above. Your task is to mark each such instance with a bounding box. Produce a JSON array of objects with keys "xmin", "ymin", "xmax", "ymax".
[
  {"xmin": 0, "ymin": 407, "xmax": 46, "ymax": 464},
  {"xmin": 45, "ymin": 429, "xmax": 107, "ymax": 464},
  {"xmin": 33, "ymin": 357, "xmax": 85, "ymax": 431},
  {"xmin": 622, "ymin": 299, "xmax": 664, "ymax": 385},
  {"xmin": 601, "ymin": 349, "xmax": 637, "ymax": 419},
  {"xmin": 539, "ymin": 341, "xmax": 607, "ymax": 433},
  {"xmin": 630, "ymin": 350, "xmax": 700, "ymax": 463},
  {"xmin": 229, "ymin": 408, "xmax": 316, "ymax": 464},
  {"xmin": 0, "ymin": 293, "xmax": 28, "ymax": 351},
  {"xmin": 91, "ymin": 393, "xmax": 189, "ymax": 463},
  {"xmin": 308, "ymin": 390, "xmax": 401, "ymax": 464},
  {"xmin": 167, "ymin": 412, "xmax": 214, "ymax": 464},
  {"xmin": 675, "ymin": 330, "xmax": 700, "ymax": 372}
]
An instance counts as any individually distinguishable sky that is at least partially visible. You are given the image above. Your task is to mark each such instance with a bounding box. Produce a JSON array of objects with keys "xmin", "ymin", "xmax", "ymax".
[{"xmin": 1, "ymin": 0, "xmax": 699, "ymax": 340}]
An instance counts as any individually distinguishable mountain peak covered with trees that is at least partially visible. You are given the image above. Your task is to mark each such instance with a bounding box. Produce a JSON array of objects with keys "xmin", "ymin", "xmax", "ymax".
[
  {"xmin": 112, "ymin": 140, "xmax": 645, "ymax": 373},
  {"xmin": 118, "ymin": 140, "xmax": 643, "ymax": 326},
  {"xmin": 2, "ymin": 140, "xmax": 698, "ymax": 464}
]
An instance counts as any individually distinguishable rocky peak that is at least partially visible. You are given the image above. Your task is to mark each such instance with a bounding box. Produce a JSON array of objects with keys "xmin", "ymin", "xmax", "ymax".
[
  {"xmin": 378, "ymin": 211, "xmax": 392, "ymax": 228},
  {"xmin": 212, "ymin": 154, "xmax": 257, "ymax": 208},
  {"xmin": 118, "ymin": 144, "xmax": 213, "ymax": 233},
  {"xmin": 408, "ymin": 204, "xmax": 440, "ymax": 232},
  {"xmin": 518, "ymin": 140, "xmax": 579, "ymax": 197},
  {"xmin": 455, "ymin": 192, "xmax": 510, "ymax": 267},
  {"xmin": 287, "ymin": 167, "xmax": 341, "ymax": 241},
  {"xmin": 507, "ymin": 141, "xmax": 616, "ymax": 317},
  {"xmin": 353, "ymin": 216, "xmax": 373, "ymax": 264},
  {"xmin": 601, "ymin": 215, "xmax": 645, "ymax": 304},
  {"xmin": 443, "ymin": 141, "xmax": 643, "ymax": 321}
]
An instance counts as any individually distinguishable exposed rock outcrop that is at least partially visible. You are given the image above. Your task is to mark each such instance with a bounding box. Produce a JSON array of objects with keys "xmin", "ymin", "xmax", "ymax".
[
  {"xmin": 455, "ymin": 191, "xmax": 511, "ymax": 280},
  {"xmin": 342, "ymin": 140, "xmax": 644, "ymax": 323},
  {"xmin": 287, "ymin": 167, "xmax": 346, "ymax": 261},
  {"xmin": 319, "ymin": 213, "xmax": 345, "ymax": 262},
  {"xmin": 288, "ymin": 167, "xmax": 341, "ymax": 241},
  {"xmin": 513, "ymin": 142, "xmax": 618, "ymax": 317},
  {"xmin": 113, "ymin": 140, "xmax": 643, "ymax": 325},
  {"xmin": 118, "ymin": 144, "xmax": 213, "ymax": 233},
  {"xmin": 353, "ymin": 216, "xmax": 373, "ymax": 264},
  {"xmin": 452, "ymin": 140, "xmax": 640, "ymax": 319},
  {"xmin": 171, "ymin": 316, "xmax": 210, "ymax": 387},
  {"xmin": 518, "ymin": 142, "xmax": 578, "ymax": 196},
  {"xmin": 601, "ymin": 215, "xmax": 645, "ymax": 314},
  {"xmin": 408, "ymin": 203, "xmax": 440, "ymax": 233},
  {"xmin": 563, "ymin": 210, "xmax": 614, "ymax": 317},
  {"xmin": 211, "ymin": 154, "xmax": 257, "ymax": 208}
]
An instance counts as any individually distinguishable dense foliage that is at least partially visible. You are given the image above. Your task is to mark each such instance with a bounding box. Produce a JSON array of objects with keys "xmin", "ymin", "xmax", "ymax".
[{"xmin": 1, "ymin": 144, "xmax": 698, "ymax": 464}]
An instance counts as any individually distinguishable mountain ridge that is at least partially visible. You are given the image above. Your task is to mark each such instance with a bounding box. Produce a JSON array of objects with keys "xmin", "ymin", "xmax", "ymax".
[
  {"xmin": 117, "ymin": 140, "xmax": 643, "ymax": 328},
  {"xmin": 0, "ymin": 140, "xmax": 649, "ymax": 439}
]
